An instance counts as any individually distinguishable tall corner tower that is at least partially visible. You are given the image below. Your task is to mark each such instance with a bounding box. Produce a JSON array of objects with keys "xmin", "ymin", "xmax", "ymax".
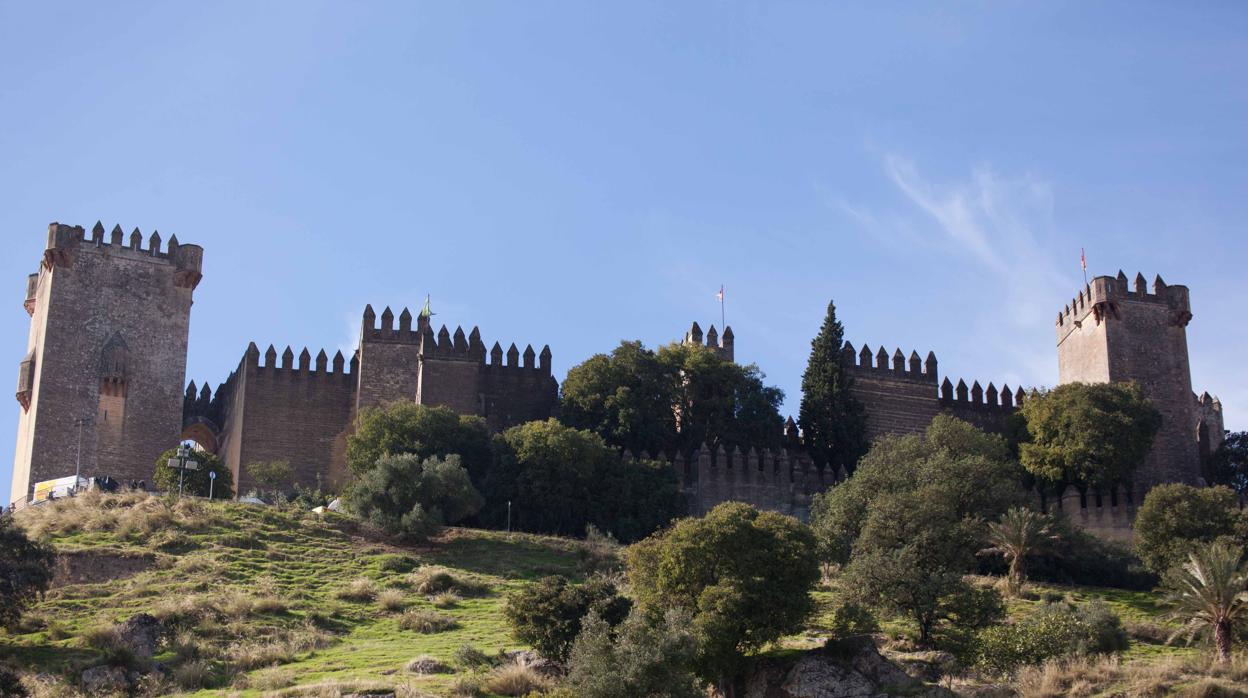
[
  {"xmin": 10, "ymin": 222, "xmax": 203, "ymax": 504},
  {"xmin": 1055, "ymin": 271, "xmax": 1199, "ymax": 486}
]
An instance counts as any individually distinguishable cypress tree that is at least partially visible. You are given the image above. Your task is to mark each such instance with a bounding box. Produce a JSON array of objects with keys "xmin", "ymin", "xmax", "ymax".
[{"xmin": 798, "ymin": 301, "xmax": 867, "ymax": 470}]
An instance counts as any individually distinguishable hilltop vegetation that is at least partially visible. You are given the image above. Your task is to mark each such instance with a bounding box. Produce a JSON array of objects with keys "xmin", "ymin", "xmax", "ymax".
[
  {"xmin": 3, "ymin": 491, "xmax": 1247, "ymax": 697},
  {"xmin": 1, "ymin": 491, "xmax": 597, "ymax": 696}
]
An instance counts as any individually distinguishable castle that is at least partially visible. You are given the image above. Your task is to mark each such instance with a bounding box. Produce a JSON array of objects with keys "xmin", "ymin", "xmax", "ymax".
[{"xmin": 9, "ymin": 223, "xmax": 1227, "ymax": 534}]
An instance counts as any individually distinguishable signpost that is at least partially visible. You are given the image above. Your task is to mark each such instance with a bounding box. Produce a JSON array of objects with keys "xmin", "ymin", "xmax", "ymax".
[{"xmin": 165, "ymin": 444, "xmax": 199, "ymax": 497}]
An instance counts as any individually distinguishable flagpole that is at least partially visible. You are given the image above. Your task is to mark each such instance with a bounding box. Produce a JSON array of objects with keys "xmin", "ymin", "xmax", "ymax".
[
  {"xmin": 1081, "ymin": 249, "xmax": 1088, "ymax": 285},
  {"xmin": 719, "ymin": 285, "xmax": 726, "ymax": 331}
]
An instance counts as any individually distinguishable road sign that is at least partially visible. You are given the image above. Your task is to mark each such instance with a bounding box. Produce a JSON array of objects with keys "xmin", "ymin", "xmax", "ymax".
[{"xmin": 167, "ymin": 458, "xmax": 199, "ymax": 471}]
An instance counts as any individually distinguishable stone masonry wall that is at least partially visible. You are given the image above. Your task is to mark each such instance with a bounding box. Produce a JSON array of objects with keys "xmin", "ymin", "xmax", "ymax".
[
  {"xmin": 11, "ymin": 223, "xmax": 200, "ymax": 503},
  {"xmin": 1057, "ymin": 273, "xmax": 1202, "ymax": 486}
]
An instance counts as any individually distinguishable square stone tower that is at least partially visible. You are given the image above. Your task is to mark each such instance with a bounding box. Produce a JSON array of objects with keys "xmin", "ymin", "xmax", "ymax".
[
  {"xmin": 10, "ymin": 222, "xmax": 202, "ymax": 504},
  {"xmin": 1055, "ymin": 272, "xmax": 1199, "ymax": 486}
]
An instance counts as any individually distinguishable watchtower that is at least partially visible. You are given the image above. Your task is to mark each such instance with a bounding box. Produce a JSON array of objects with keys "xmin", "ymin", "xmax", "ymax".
[
  {"xmin": 1055, "ymin": 272, "xmax": 1200, "ymax": 486},
  {"xmin": 11, "ymin": 222, "xmax": 202, "ymax": 503}
]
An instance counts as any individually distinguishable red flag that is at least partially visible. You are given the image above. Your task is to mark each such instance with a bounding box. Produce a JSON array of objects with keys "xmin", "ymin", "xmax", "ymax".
[
  {"xmin": 716, "ymin": 285, "xmax": 724, "ymax": 302},
  {"xmin": 1081, "ymin": 248, "xmax": 1086, "ymax": 271}
]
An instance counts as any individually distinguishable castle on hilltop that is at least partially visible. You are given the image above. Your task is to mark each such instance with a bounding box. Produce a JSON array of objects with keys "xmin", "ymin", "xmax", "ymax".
[{"xmin": 9, "ymin": 223, "xmax": 1227, "ymax": 537}]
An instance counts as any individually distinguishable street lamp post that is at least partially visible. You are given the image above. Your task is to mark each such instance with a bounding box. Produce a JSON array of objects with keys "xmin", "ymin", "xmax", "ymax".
[
  {"xmin": 72, "ymin": 417, "xmax": 93, "ymax": 494},
  {"xmin": 166, "ymin": 444, "xmax": 199, "ymax": 497}
]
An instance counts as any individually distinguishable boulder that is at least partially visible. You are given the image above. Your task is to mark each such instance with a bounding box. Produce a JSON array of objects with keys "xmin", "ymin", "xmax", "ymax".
[
  {"xmin": 115, "ymin": 613, "xmax": 162, "ymax": 659},
  {"xmin": 738, "ymin": 637, "xmax": 955, "ymax": 698},
  {"xmin": 80, "ymin": 665, "xmax": 130, "ymax": 694},
  {"xmin": 499, "ymin": 649, "xmax": 558, "ymax": 677}
]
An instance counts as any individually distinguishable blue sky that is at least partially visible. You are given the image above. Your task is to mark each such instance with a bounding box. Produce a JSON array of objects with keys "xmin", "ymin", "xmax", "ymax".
[{"xmin": 2, "ymin": 2, "xmax": 1245, "ymax": 489}]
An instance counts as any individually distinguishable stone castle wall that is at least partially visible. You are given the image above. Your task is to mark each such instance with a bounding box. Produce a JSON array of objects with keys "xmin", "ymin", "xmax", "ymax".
[
  {"xmin": 1057, "ymin": 273, "xmax": 1204, "ymax": 486},
  {"xmin": 9, "ymin": 221, "xmax": 1226, "ymax": 521},
  {"xmin": 175, "ymin": 304, "xmax": 559, "ymax": 494},
  {"xmin": 11, "ymin": 223, "xmax": 201, "ymax": 503}
]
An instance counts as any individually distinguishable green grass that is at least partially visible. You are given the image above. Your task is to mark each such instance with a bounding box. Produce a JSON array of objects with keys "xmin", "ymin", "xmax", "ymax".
[
  {"xmin": 2, "ymin": 491, "xmax": 591, "ymax": 696},
  {"xmin": 3, "ymin": 491, "xmax": 1222, "ymax": 697}
]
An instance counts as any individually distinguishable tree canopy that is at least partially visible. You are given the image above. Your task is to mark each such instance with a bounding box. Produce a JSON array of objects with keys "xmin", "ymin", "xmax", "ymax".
[
  {"xmin": 626, "ymin": 502, "xmax": 819, "ymax": 684},
  {"xmin": 1208, "ymin": 431, "xmax": 1248, "ymax": 497},
  {"xmin": 798, "ymin": 300, "xmax": 867, "ymax": 470},
  {"xmin": 1133, "ymin": 483, "xmax": 1240, "ymax": 575},
  {"xmin": 809, "ymin": 414, "xmax": 1027, "ymax": 565},
  {"xmin": 343, "ymin": 453, "xmax": 483, "ymax": 540},
  {"xmin": 485, "ymin": 419, "xmax": 685, "ymax": 541},
  {"xmin": 809, "ymin": 416, "xmax": 1022, "ymax": 646},
  {"xmin": 153, "ymin": 447, "xmax": 233, "ymax": 499},
  {"xmin": 346, "ymin": 402, "xmax": 493, "ymax": 483},
  {"xmin": 1018, "ymin": 382, "xmax": 1160, "ymax": 488},
  {"xmin": 560, "ymin": 340, "xmax": 784, "ymax": 457}
]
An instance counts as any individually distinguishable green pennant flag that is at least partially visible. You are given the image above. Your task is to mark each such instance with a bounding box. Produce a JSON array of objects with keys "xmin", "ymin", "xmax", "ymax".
[{"xmin": 419, "ymin": 295, "xmax": 434, "ymax": 318}]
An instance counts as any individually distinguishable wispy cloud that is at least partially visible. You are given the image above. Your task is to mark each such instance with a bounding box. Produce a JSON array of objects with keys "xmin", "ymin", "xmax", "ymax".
[{"xmin": 838, "ymin": 154, "xmax": 1082, "ymax": 388}]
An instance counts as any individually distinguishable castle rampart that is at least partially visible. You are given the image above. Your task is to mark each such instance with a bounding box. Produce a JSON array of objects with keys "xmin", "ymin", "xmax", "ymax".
[
  {"xmin": 8, "ymin": 223, "xmax": 1228, "ymax": 528},
  {"xmin": 1057, "ymin": 272, "xmax": 1203, "ymax": 486},
  {"xmin": 11, "ymin": 222, "xmax": 201, "ymax": 503}
]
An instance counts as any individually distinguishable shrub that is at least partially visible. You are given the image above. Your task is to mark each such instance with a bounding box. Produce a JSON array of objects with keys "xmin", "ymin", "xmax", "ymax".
[
  {"xmin": 1025, "ymin": 520, "xmax": 1157, "ymax": 590},
  {"xmin": 430, "ymin": 591, "xmax": 461, "ymax": 608},
  {"xmin": 245, "ymin": 459, "xmax": 293, "ymax": 499},
  {"xmin": 566, "ymin": 608, "xmax": 703, "ymax": 698},
  {"xmin": 1134, "ymin": 484, "xmax": 1240, "ymax": 575},
  {"xmin": 405, "ymin": 655, "xmax": 452, "ymax": 674},
  {"xmin": 453, "ymin": 644, "xmax": 495, "ymax": 670},
  {"xmin": 976, "ymin": 600, "xmax": 1128, "ymax": 674},
  {"xmin": 0, "ymin": 513, "xmax": 55, "ymax": 629},
  {"xmin": 627, "ymin": 502, "xmax": 820, "ymax": 682},
  {"xmin": 0, "ymin": 667, "xmax": 26, "ymax": 698},
  {"xmin": 377, "ymin": 589, "xmax": 407, "ymax": 613},
  {"xmin": 335, "ymin": 577, "xmax": 378, "ymax": 602},
  {"xmin": 377, "ymin": 554, "xmax": 418, "ymax": 573},
  {"xmin": 398, "ymin": 609, "xmax": 458, "ymax": 633},
  {"xmin": 450, "ymin": 675, "xmax": 485, "ymax": 698},
  {"xmin": 482, "ymin": 660, "xmax": 550, "ymax": 696},
  {"xmin": 503, "ymin": 575, "xmax": 631, "ymax": 663},
  {"xmin": 828, "ymin": 601, "xmax": 879, "ymax": 640},
  {"xmin": 345, "ymin": 453, "xmax": 484, "ymax": 541},
  {"xmin": 171, "ymin": 659, "xmax": 216, "ymax": 689},
  {"xmin": 81, "ymin": 625, "xmax": 138, "ymax": 668},
  {"xmin": 409, "ymin": 566, "xmax": 459, "ymax": 594}
]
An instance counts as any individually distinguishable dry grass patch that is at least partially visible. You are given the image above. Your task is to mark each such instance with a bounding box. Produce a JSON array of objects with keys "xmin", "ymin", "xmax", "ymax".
[
  {"xmin": 225, "ymin": 622, "xmax": 335, "ymax": 670},
  {"xmin": 334, "ymin": 576, "xmax": 378, "ymax": 602},
  {"xmin": 1016, "ymin": 654, "xmax": 1248, "ymax": 698},
  {"xmin": 430, "ymin": 590, "xmax": 461, "ymax": 608},
  {"xmin": 377, "ymin": 588, "xmax": 408, "ymax": 613},
  {"xmin": 482, "ymin": 660, "xmax": 550, "ymax": 696},
  {"xmin": 398, "ymin": 609, "xmax": 458, "ymax": 634}
]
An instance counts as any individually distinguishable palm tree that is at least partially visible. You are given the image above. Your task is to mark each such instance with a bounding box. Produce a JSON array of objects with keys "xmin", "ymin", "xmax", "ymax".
[
  {"xmin": 1164, "ymin": 541, "xmax": 1248, "ymax": 663},
  {"xmin": 978, "ymin": 507, "xmax": 1058, "ymax": 594}
]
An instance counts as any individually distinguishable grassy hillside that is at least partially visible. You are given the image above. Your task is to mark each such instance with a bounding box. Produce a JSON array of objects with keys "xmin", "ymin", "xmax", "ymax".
[
  {"xmin": 4, "ymin": 492, "xmax": 1245, "ymax": 697},
  {"xmin": 3, "ymin": 491, "xmax": 594, "ymax": 696}
]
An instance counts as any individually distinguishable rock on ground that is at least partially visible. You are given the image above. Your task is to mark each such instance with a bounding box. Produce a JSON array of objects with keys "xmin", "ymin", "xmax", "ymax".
[
  {"xmin": 80, "ymin": 665, "xmax": 130, "ymax": 694},
  {"xmin": 738, "ymin": 637, "xmax": 955, "ymax": 698},
  {"xmin": 115, "ymin": 613, "xmax": 162, "ymax": 659}
]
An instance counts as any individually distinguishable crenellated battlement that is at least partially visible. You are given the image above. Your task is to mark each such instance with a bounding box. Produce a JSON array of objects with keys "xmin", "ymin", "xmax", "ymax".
[
  {"xmin": 243, "ymin": 342, "xmax": 355, "ymax": 379},
  {"xmin": 645, "ymin": 441, "xmax": 847, "ymax": 518},
  {"xmin": 842, "ymin": 342, "xmax": 938, "ymax": 384},
  {"xmin": 1056, "ymin": 272, "xmax": 1191, "ymax": 336},
  {"xmin": 683, "ymin": 321, "xmax": 734, "ymax": 362},
  {"xmin": 360, "ymin": 304, "xmax": 552, "ymax": 375},
  {"xmin": 939, "ymin": 378, "xmax": 1027, "ymax": 411},
  {"xmin": 42, "ymin": 222, "xmax": 203, "ymax": 289}
]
